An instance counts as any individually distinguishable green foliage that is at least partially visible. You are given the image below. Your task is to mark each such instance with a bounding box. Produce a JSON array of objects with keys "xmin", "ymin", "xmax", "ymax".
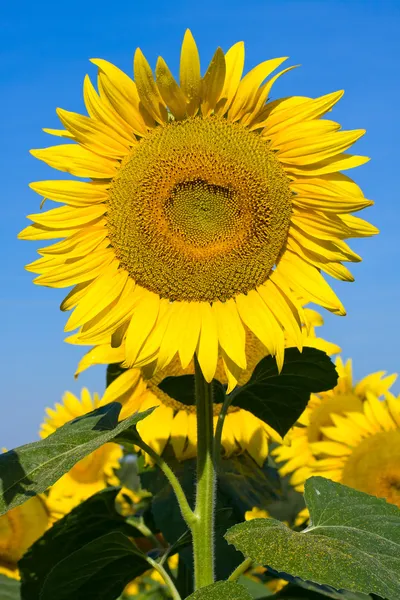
[
  {"xmin": 38, "ymin": 531, "xmax": 147, "ymax": 600},
  {"xmin": 0, "ymin": 403, "xmax": 154, "ymax": 515},
  {"xmin": 230, "ymin": 348, "xmax": 338, "ymax": 436},
  {"xmin": 0, "ymin": 575, "xmax": 20, "ymax": 600},
  {"xmin": 19, "ymin": 488, "xmax": 143, "ymax": 599},
  {"xmin": 186, "ymin": 581, "xmax": 252, "ymax": 599},
  {"xmin": 226, "ymin": 477, "xmax": 400, "ymax": 600},
  {"xmin": 158, "ymin": 376, "xmax": 226, "ymax": 406},
  {"xmin": 156, "ymin": 348, "xmax": 337, "ymax": 437}
]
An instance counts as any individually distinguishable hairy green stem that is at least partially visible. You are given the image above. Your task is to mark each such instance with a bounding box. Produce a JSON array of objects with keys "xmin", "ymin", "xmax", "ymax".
[
  {"xmin": 228, "ymin": 557, "xmax": 253, "ymax": 582},
  {"xmin": 146, "ymin": 555, "xmax": 182, "ymax": 600},
  {"xmin": 192, "ymin": 355, "xmax": 216, "ymax": 590},
  {"xmin": 213, "ymin": 392, "xmax": 232, "ymax": 466},
  {"xmin": 134, "ymin": 438, "xmax": 196, "ymax": 528}
]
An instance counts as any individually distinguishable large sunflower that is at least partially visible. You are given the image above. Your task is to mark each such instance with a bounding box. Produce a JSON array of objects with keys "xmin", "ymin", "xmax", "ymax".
[
  {"xmin": 0, "ymin": 496, "xmax": 49, "ymax": 580},
  {"xmin": 20, "ymin": 30, "xmax": 377, "ymax": 384},
  {"xmin": 41, "ymin": 388, "xmax": 122, "ymax": 512},
  {"xmin": 272, "ymin": 358, "xmax": 397, "ymax": 491},
  {"xmin": 310, "ymin": 392, "xmax": 400, "ymax": 507}
]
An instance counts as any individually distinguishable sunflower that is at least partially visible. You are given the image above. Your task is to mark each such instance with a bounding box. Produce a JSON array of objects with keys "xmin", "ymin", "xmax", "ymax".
[
  {"xmin": 41, "ymin": 388, "xmax": 122, "ymax": 511},
  {"xmin": 272, "ymin": 358, "xmax": 397, "ymax": 491},
  {"xmin": 0, "ymin": 496, "xmax": 49, "ymax": 580},
  {"xmin": 20, "ymin": 30, "xmax": 376, "ymax": 385},
  {"xmin": 310, "ymin": 392, "xmax": 400, "ymax": 507}
]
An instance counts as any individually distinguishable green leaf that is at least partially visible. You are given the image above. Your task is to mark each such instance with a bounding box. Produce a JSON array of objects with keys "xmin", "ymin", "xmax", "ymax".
[
  {"xmin": 0, "ymin": 575, "xmax": 20, "ymax": 600},
  {"xmin": 157, "ymin": 376, "xmax": 226, "ymax": 406},
  {"xmin": 230, "ymin": 348, "xmax": 338, "ymax": 436},
  {"xmin": 39, "ymin": 531, "xmax": 148, "ymax": 600},
  {"xmin": 226, "ymin": 477, "xmax": 400, "ymax": 600},
  {"xmin": 186, "ymin": 581, "xmax": 252, "ymax": 599},
  {"xmin": 0, "ymin": 403, "xmax": 155, "ymax": 515},
  {"xmin": 19, "ymin": 488, "xmax": 142, "ymax": 600}
]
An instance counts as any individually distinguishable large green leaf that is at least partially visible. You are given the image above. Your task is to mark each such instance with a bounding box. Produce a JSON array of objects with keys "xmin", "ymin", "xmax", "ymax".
[
  {"xmin": 19, "ymin": 488, "xmax": 142, "ymax": 599},
  {"xmin": 230, "ymin": 348, "xmax": 338, "ymax": 436},
  {"xmin": 39, "ymin": 531, "xmax": 148, "ymax": 600},
  {"xmin": 0, "ymin": 575, "xmax": 20, "ymax": 600},
  {"xmin": 226, "ymin": 477, "xmax": 400, "ymax": 600},
  {"xmin": 0, "ymin": 403, "xmax": 155, "ymax": 515},
  {"xmin": 157, "ymin": 376, "xmax": 226, "ymax": 406},
  {"xmin": 186, "ymin": 581, "xmax": 252, "ymax": 599}
]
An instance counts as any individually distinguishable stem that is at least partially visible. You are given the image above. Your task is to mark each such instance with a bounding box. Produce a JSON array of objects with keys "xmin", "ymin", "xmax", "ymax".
[
  {"xmin": 228, "ymin": 557, "xmax": 253, "ymax": 582},
  {"xmin": 134, "ymin": 438, "xmax": 196, "ymax": 528},
  {"xmin": 192, "ymin": 355, "xmax": 215, "ymax": 590},
  {"xmin": 127, "ymin": 517, "xmax": 165, "ymax": 550},
  {"xmin": 146, "ymin": 555, "xmax": 182, "ymax": 600},
  {"xmin": 213, "ymin": 392, "xmax": 232, "ymax": 466}
]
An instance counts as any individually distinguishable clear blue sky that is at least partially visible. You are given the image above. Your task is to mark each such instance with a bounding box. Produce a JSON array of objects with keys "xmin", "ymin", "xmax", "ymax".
[{"xmin": 1, "ymin": 0, "xmax": 399, "ymax": 448}]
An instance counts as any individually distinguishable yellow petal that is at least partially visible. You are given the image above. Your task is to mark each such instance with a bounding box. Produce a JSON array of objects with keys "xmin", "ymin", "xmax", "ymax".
[
  {"xmin": 213, "ymin": 299, "xmax": 246, "ymax": 369},
  {"xmin": 235, "ymin": 290, "xmax": 284, "ymax": 371},
  {"xmin": 91, "ymin": 58, "xmax": 152, "ymax": 135},
  {"xmin": 276, "ymin": 251, "xmax": 346, "ymax": 315},
  {"xmin": 215, "ymin": 41, "xmax": 245, "ymax": 116},
  {"xmin": 27, "ymin": 205, "xmax": 106, "ymax": 228},
  {"xmin": 155, "ymin": 56, "xmax": 187, "ymax": 120},
  {"xmin": 83, "ymin": 74, "xmax": 134, "ymax": 141},
  {"xmin": 258, "ymin": 280, "xmax": 303, "ymax": 351},
  {"xmin": 134, "ymin": 49, "xmax": 168, "ymax": 125},
  {"xmin": 65, "ymin": 265, "xmax": 127, "ymax": 331},
  {"xmin": 30, "ymin": 144, "xmax": 117, "ymax": 178},
  {"xmin": 125, "ymin": 291, "xmax": 161, "ymax": 366},
  {"xmin": 180, "ymin": 29, "xmax": 201, "ymax": 116},
  {"xmin": 246, "ymin": 65, "xmax": 298, "ymax": 127},
  {"xmin": 75, "ymin": 344, "xmax": 126, "ymax": 377},
  {"xmin": 178, "ymin": 303, "xmax": 201, "ymax": 369},
  {"xmin": 277, "ymin": 130, "xmax": 365, "ymax": 165},
  {"xmin": 201, "ymin": 47, "xmax": 226, "ymax": 116},
  {"xmin": 34, "ymin": 244, "xmax": 115, "ymax": 288},
  {"xmin": 56, "ymin": 108, "xmax": 130, "ymax": 158},
  {"xmin": 229, "ymin": 57, "xmax": 288, "ymax": 122},
  {"xmin": 286, "ymin": 153, "xmax": 369, "ymax": 176},
  {"xmin": 263, "ymin": 90, "xmax": 344, "ymax": 136},
  {"xmin": 29, "ymin": 180, "xmax": 109, "ymax": 207}
]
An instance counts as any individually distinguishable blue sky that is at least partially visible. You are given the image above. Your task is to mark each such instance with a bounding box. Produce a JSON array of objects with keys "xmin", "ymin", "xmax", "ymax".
[{"xmin": 1, "ymin": 0, "xmax": 399, "ymax": 448}]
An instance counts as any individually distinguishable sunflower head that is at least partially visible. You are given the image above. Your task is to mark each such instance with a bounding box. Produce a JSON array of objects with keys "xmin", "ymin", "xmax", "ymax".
[
  {"xmin": 41, "ymin": 388, "xmax": 122, "ymax": 507},
  {"xmin": 20, "ymin": 30, "xmax": 377, "ymax": 385},
  {"xmin": 311, "ymin": 392, "xmax": 400, "ymax": 507},
  {"xmin": 272, "ymin": 359, "xmax": 397, "ymax": 491},
  {"xmin": 0, "ymin": 495, "xmax": 49, "ymax": 580}
]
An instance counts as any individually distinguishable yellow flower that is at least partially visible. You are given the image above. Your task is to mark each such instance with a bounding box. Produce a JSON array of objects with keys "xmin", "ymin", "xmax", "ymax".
[
  {"xmin": 310, "ymin": 392, "xmax": 400, "ymax": 507},
  {"xmin": 20, "ymin": 30, "xmax": 376, "ymax": 387},
  {"xmin": 41, "ymin": 388, "xmax": 122, "ymax": 512},
  {"xmin": 272, "ymin": 358, "xmax": 397, "ymax": 491},
  {"xmin": 0, "ymin": 496, "xmax": 49, "ymax": 580}
]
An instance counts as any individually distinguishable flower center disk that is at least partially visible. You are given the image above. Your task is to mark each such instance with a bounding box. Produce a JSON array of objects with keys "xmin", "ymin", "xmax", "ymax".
[{"xmin": 107, "ymin": 116, "xmax": 292, "ymax": 302}]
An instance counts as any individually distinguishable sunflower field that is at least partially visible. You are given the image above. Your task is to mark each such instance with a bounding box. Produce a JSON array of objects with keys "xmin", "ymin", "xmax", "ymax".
[{"xmin": 1, "ymin": 17, "xmax": 399, "ymax": 600}]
